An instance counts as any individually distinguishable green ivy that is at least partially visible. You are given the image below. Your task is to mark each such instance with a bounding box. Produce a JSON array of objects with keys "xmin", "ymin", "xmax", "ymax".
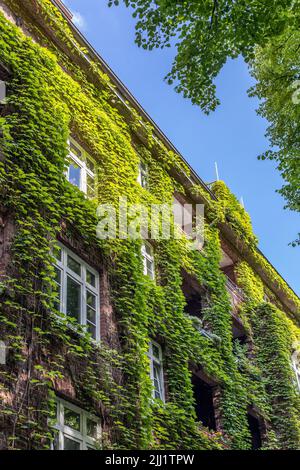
[{"xmin": 0, "ymin": 0, "xmax": 299, "ymax": 451}]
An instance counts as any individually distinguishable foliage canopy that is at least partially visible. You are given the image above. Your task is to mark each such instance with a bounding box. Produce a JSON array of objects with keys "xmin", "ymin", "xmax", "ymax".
[{"xmin": 109, "ymin": 0, "xmax": 300, "ymax": 235}]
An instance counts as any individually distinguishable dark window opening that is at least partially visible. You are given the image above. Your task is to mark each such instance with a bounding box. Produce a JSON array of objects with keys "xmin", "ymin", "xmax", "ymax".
[
  {"xmin": 220, "ymin": 249, "xmax": 235, "ymax": 276},
  {"xmin": 0, "ymin": 63, "xmax": 11, "ymax": 82},
  {"xmin": 184, "ymin": 292, "xmax": 202, "ymax": 319},
  {"xmin": 234, "ymin": 335, "xmax": 247, "ymax": 346},
  {"xmin": 182, "ymin": 273, "xmax": 203, "ymax": 320},
  {"xmin": 232, "ymin": 317, "xmax": 247, "ymax": 344},
  {"xmin": 192, "ymin": 374, "xmax": 216, "ymax": 431},
  {"xmin": 232, "ymin": 328, "xmax": 247, "ymax": 345},
  {"xmin": 247, "ymin": 413, "xmax": 262, "ymax": 450},
  {"xmin": 221, "ymin": 264, "xmax": 235, "ymax": 281}
]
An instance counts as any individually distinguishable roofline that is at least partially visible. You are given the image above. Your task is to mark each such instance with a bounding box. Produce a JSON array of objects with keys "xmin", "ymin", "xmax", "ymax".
[
  {"xmin": 256, "ymin": 245, "xmax": 299, "ymax": 302},
  {"xmin": 51, "ymin": 0, "xmax": 216, "ymax": 201},
  {"xmin": 50, "ymin": 1, "xmax": 299, "ymax": 309},
  {"xmin": 52, "ymin": 0, "xmax": 73, "ymax": 20}
]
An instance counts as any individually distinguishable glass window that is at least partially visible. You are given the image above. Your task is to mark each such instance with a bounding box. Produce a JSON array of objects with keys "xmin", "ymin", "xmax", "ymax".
[
  {"xmin": 67, "ymin": 138, "xmax": 97, "ymax": 199},
  {"xmin": 64, "ymin": 407, "xmax": 81, "ymax": 431},
  {"xmin": 68, "ymin": 161, "xmax": 81, "ymax": 189},
  {"xmin": 86, "ymin": 157, "xmax": 95, "ymax": 173},
  {"xmin": 54, "ymin": 267, "xmax": 62, "ymax": 311},
  {"xmin": 54, "ymin": 243, "xmax": 100, "ymax": 341},
  {"xmin": 86, "ymin": 419, "xmax": 98, "ymax": 439},
  {"xmin": 141, "ymin": 242, "xmax": 155, "ymax": 280},
  {"xmin": 66, "ymin": 276, "xmax": 81, "ymax": 322},
  {"xmin": 87, "ymin": 174, "xmax": 96, "ymax": 199},
  {"xmin": 86, "ymin": 270, "xmax": 96, "ymax": 287},
  {"xmin": 148, "ymin": 341, "xmax": 164, "ymax": 402},
  {"xmin": 53, "ymin": 399, "xmax": 101, "ymax": 450},
  {"xmin": 54, "ymin": 245, "xmax": 62, "ymax": 262},
  {"xmin": 137, "ymin": 160, "xmax": 148, "ymax": 189},
  {"xmin": 70, "ymin": 141, "xmax": 82, "ymax": 159}
]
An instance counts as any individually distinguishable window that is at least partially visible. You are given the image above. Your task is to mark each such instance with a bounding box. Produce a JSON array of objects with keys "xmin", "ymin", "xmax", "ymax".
[
  {"xmin": 148, "ymin": 341, "xmax": 165, "ymax": 401},
  {"xmin": 182, "ymin": 275, "xmax": 203, "ymax": 320},
  {"xmin": 137, "ymin": 160, "xmax": 148, "ymax": 189},
  {"xmin": 192, "ymin": 374, "xmax": 216, "ymax": 431},
  {"xmin": 54, "ymin": 243, "xmax": 100, "ymax": 341},
  {"xmin": 247, "ymin": 413, "xmax": 262, "ymax": 450},
  {"xmin": 67, "ymin": 138, "xmax": 96, "ymax": 198},
  {"xmin": 292, "ymin": 353, "xmax": 300, "ymax": 392},
  {"xmin": 141, "ymin": 242, "xmax": 155, "ymax": 279},
  {"xmin": 53, "ymin": 398, "xmax": 101, "ymax": 450}
]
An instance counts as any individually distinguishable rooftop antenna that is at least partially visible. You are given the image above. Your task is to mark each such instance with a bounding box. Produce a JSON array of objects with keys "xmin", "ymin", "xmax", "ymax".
[{"xmin": 214, "ymin": 162, "xmax": 220, "ymax": 181}]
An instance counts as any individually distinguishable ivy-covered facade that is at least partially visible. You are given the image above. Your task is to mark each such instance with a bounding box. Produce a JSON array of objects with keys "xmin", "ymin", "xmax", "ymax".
[{"xmin": 0, "ymin": 0, "xmax": 299, "ymax": 450}]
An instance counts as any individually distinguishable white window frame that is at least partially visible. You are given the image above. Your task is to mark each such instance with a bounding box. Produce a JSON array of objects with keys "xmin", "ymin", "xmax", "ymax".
[
  {"xmin": 54, "ymin": 242, "xmax": 100, "ymax": 341},
  {"xmin": 66, "ymin": 137, "xmax": 96, "ymax": 198},
  {"xmin": 141, "ymin": 242, "xmax": 155, "ymax": 280},
  {"xmin": 53, "ymin": 398, "xmax": 101, "ymax": 450},
  {"xmin": 148, "ymin": 341, "xmax": 165, "ymax": 402},
  {"xmin": 137, "ymin": 159, "xmax": 148, "ymax": 189},
  {"xmin": 292, "ymin": 352, "xmax": 300, "ymax": 393}
]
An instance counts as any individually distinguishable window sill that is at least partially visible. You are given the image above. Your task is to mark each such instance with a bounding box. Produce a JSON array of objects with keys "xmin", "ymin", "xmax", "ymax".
[{"xmin": 51, "ymin": 311, "xmax": 101, "ymax": 350}]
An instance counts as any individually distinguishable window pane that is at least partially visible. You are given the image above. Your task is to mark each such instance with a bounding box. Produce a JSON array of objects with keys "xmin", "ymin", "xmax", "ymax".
[
  {"xmin": 86, "ymin": 157, "xmax": 95, "ymax": 173},
  {"xmin": 86, "ymin": 288, "xmax": 97, "ymax": 337},
  {"xmin": 152, "ymin": 344, "xmax": 160, "ymax": 360},
  {"xmin": 153, "ymin": 363, "xmax": 162, "ymax": 400},
  {"xmin": 67, "ymin": 255, "xmax": 81, "ymax": 276},
  {"xmin": 63, "ymin": 436, "xmax": 81, "ymax": 450},
  {"xmin": 86, "ymin": 270, "xmax": 96, "ymax": 287},
  {"xmin": 87, "ymin": 418, "xmax": 98, "ymax": 439},
  {"xmin": 87, "ymin": 291, "xmax": 96, "ymax": 309},
  {"xmin": 66, "ymin": 276, "xmax": 81, "ymax": 322},
  {"xmin": 70, "ymin": 141, "xmax": 82, "ymax": 159},
  {"xmin": 145, "ymin": 243, "xmax": 152, "ymax": 257},
  {"xmin": 64, "ymin": 407, "xmax": 81, "ymax": 431},
  {"xmin": 141, "ymin": 161, "xmax": 147, "ymax": 172},
  {"xmin": 68, "ymin": 161, "xmax": 81, "ymax": 188},
  {"xmin": 141, "ymin": 176, "xmax": 147, "ymax": 188},
  {"xmin": 87, "ymin": 306, "xmax": 96, "ymax": 323},
  {"xmin": 146, "ymin": 259, "xmax": 154, "ymax": 278},
  {"xmin": 87, "ymin": 322, "xmax": 96, "ymax": 339},
  {"xmin": 54, "ymin": 267, "xmax": 61, "ymax": 285},
  {"xmin": 87, "ymin": 174, "xmax": 96, "ymax": 199},
  {"xmin": 52, "ymin": 433, "xmax": 59, "ymax": 450},
  {"xmin": 139, "ymin": 161, "xmax": 148, "ymax": 188},
  {"xmin": 53, "ymin": 246, "xmax": 62, "ymax": 261},
  {"xmin": 54, "ymin": 267, "xmax": 62, "ymax": 311}
]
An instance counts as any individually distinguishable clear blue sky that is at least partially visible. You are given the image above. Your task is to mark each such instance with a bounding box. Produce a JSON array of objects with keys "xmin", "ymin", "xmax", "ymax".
[{"xmin": 64, "ymin": 0, "xmax": 299, "ymax": 296}]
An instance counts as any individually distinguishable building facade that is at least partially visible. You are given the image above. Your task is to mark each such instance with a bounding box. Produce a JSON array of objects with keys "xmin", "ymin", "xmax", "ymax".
[{"xmin": 0, "ymin": 0, "xmax": 299, "ymax": 450}]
